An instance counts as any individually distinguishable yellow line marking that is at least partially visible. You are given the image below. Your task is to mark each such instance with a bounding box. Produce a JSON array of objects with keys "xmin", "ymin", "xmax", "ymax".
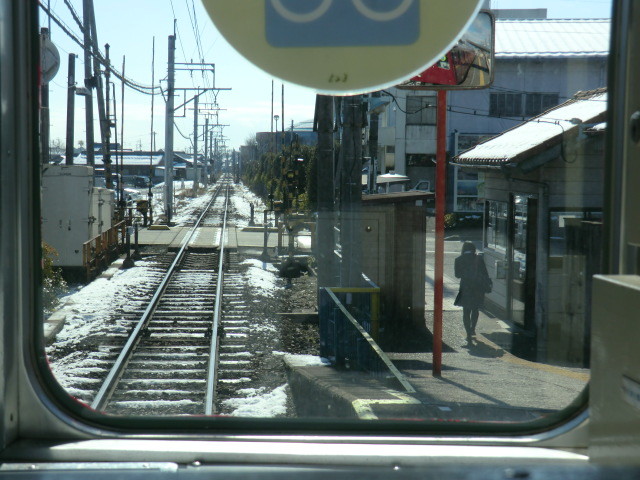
[
  {"xmin": 501, "ymin": 353, "xmax": 590, "ymax": 382},
  {"xmin": 477, "ymin": 336, "xmax": 590, "ymax": 382},
  {"xmin": 352, "ymin": 390, "xmax": 421, "ymax": 420}
]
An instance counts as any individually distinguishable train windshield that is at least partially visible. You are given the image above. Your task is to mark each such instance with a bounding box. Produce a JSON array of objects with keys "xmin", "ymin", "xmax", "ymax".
[{"xmin": 38, "ymin": 0, "xmax": 612, "ymax": 431}]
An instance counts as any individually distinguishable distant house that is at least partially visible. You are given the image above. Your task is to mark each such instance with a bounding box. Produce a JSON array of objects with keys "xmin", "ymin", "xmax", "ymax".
[
  {"xmin": 71, "ymin": 151, "xmax": 211, "ymax": 185},
  {"xmin": 452, "ymin": 88, "xmax": 607, "ymax": 366},
  {"xmin": 73, "ymin": 151, "xmax": 165, "ymax": 184}
]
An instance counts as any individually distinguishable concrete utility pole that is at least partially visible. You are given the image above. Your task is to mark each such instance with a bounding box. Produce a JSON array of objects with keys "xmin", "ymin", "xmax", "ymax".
[
  {"xmin": 82, "ymin": 0, "xmax": 94, "ymax": 167},
  {"xmin": 192, "ymin": 92, "xmax": 199, "ymax": 194},
  {"xmin": 203, "ymin": 117, "xmax": 209, "ymax": 186},
  {"xmin": 209, "ymin": 131, "xmax": 214, "ymax": 179},
  {"xmin": 164, "ymin": 34, "xmax": 176, "ymax": 224},
  {"xmin": 65, "ymin": 53, "xmax": 76, "ymax": 165},
  {"xmin": 105, "ymin": 43, "xmax": 111, "ymax": 159},
  {"xmin": 314, "ymin": 94, "xmax": 338, "ymax": 291},
  {"xmin": 40, "ymin": 28, "xmax": 51, "ymax": 165},
  {"xmin": 339, "ymin": 95, "xmax": 364, "ymax": 287}
]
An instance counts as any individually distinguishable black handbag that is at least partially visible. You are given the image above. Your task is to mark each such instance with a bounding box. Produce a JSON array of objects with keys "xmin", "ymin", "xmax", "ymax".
[{"xmin": 476, "ymin": 256, "xmax": 492, "ymax": 294}]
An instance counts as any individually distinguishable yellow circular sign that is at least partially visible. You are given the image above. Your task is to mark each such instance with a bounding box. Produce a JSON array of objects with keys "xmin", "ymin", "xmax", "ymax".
[{"xmin": 201, "ymin": 0, "xmax": 483, "ymax": 94}]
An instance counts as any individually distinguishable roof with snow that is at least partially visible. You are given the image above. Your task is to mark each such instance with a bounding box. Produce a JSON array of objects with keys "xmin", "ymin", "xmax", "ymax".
[
  {"xmin": 73, "ymin": 152, "xmax": 165, "ymax": 166},
  {"xmin": 496, "ymin": 19, "xmax": 610, "ymax": 58},
  {"xmin": 452, "ymin": 88, "xmax": 607, "ymax": 167}
]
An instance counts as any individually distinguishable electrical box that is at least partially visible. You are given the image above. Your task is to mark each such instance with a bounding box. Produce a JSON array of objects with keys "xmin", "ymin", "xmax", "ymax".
[
  {"xmin": 41, "ymin": 165, "xmax": 94, "ymax": 268},
  {"xmin": 89, "ymin": 187, "xmax": 115, "ymax": 239}
]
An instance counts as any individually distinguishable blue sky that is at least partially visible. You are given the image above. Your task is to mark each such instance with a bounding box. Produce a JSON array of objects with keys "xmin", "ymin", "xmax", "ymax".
[{"xmin": 40, "ymin": 1, "xmax": 612, "ymax": 153}]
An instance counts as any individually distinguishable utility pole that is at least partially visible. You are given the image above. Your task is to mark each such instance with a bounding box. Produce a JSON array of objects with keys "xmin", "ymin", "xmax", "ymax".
[
  {"xmin": 204, "ymin": 117, "xmax": 209, "ymax": 186},
  {"xmin": 86, "ymin": 0, "xmax": 112, "ymax": 188},
  {"xmin": 433, "ymin": 90, "xmax": 447, "ymax": 377},
  {"xmin": 164, "ymin": 34, "xmax": 176, "ymax": 224},
  {"xmin": 210, "ymin": 130, "xmax": 214, "ymax": 179},
  {"xmin": 65, "ymin": 53, "xmax": 76, "ymax": 165},
  {"xmin": 40, "ymin": 28, "xmax": 51, "ymax": 165},
  {"xmin": 169, "ymin": 65, "xmax": 229, "ymax": 202},
  {"xmin": 339, "ymin": 95, "xmax": 363, "ymax": 287},
  {"xmin": 192, "ymin": 92, "xmax": 199, "ymax": 194},
  {"xmin": 105, "ymin": 43, "xmax": 111, "ymax": 160},
  {"xmin": 119, "ymin": 56, "xmax": 126, "ymax": 209},
  {"xmin": 82, "ymin": 0, "xmax": 95, "ymax": 167},
  {"xmin": 314, "ymin": 95, "xmax": 338, "ymax": 292}
]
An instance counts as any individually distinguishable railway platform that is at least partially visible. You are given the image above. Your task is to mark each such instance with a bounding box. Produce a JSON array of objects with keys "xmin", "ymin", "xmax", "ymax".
[
  {"xmin": 283, "ymin": 230, "xmax": 591, "ymax": 424},
  {"xmin": 284, "ymin": 309, "xmax": 590, "ymax": 423}
]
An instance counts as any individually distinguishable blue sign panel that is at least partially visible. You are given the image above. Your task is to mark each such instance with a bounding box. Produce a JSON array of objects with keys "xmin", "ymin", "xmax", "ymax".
[{"xmin": 265, "ymin": 0, "xmax": 420, "ymax": 48}]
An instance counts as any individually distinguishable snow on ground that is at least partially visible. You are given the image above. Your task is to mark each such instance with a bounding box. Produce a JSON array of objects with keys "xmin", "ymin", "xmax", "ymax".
[
  {"xmin": 273, "ymin": 352, "xmax": 330, "ymax": 367},
  {"xmin": 230, "ymin": 188, "xmax": 268, "ymax": 221},
  {"xmin": 51, "ymin": 259, "xmax": 161, "ymax": 350},
  {"xmin": 240, "ymin": 258, "xmax": 280, "ymax": 297},
  {"xmin": 221, "ymin": 385, "xmax": 288, "ymax": 417},
  {"xmin": 147, "ymin": 180, "xmax": 213, "ymax": 226}
]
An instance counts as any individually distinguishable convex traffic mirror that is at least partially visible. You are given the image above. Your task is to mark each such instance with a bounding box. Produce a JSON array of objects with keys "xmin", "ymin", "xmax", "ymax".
[
  {"xmin": 200, "ymin": 0, "xmax": 484, "ymax": 94},
  {"xmin": 398, "ymin": 10, "xmax": 495, "ymax": 90}
]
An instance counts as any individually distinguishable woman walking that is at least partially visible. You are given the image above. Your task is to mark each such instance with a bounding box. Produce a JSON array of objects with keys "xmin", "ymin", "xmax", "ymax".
[{"xmin": 454, "ymin": 242, "xmax": 491, "ymax": 345}]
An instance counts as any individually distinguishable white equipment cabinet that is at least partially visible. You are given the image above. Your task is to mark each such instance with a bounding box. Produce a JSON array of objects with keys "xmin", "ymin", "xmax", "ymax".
[
  {"xmin": 89, "ymin": 187, "xmax": 115, "ymax": 240},
  {"xmin": 41, "ymin": 165, "xmax": 114, "ymax": 269}
]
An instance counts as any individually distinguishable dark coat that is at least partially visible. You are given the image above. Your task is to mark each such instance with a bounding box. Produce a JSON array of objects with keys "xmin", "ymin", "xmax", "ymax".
[{"xmin": 454, "ymin": 252, "xmax": 489, "ymax": 309}]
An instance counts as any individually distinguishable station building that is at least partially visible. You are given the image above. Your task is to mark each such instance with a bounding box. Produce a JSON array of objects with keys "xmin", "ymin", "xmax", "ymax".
[{"xmin": 452, "ymin": 88, "xmax": 607, "ymax": 366}]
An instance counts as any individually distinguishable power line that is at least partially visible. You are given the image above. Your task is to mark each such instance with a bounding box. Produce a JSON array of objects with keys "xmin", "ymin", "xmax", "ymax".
[
  {"xmin": 381, "ymin": 89, "xmax": 606, "ymax": 123},
  {"xmin": 39, "ymin": 1, "xmax": 161, "ymax": 96}
]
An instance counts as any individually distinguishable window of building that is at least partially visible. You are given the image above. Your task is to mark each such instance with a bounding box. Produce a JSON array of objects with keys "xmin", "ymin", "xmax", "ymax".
[
  {"xmin": 486, "ymin": 201, "xmax": 508, "ymax": 251},
  {"xmin": 490, "ymin": 92, "xmax": 560, "ymax": 118},
  {"xmin": 525, "ymin": 93, "xmax": 560, "ymax": 116},
  {"xmin": 406, "ymin": 154, "xmax": 434, "ymax": 167},
  {"xmin": 549, "ymin": 210, "xmax": 603, "ymax": 257},
  {"xmin": 406, "ymin": 95, "xmax": 437, "ymax": 125},
  {"xmin": 489, "ymin": 92, "xmax": 523, "ymax": 117}
]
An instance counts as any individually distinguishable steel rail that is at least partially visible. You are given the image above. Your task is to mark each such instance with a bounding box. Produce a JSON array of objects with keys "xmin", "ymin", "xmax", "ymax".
[
  {"xmin": 90, "ymin": 183, "xmax": 225, "ymax": 412},
  {"xmin": 204, "ymin": 183, "xmax": 230, "ymax": 415}
]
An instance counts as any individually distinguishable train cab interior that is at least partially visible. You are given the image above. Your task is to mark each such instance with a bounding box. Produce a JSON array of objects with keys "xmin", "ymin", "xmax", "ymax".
[{"xmin": 1, "ymin": 0, "xmax": 640, "ymax": 478}]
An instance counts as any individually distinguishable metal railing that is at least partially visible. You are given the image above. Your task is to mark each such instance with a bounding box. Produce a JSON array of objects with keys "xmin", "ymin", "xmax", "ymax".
[
  {"xmin": 82, "ymin": 221, "xmax": 126, "ymax": 280},
  {"xmin": 319, "ymin": 286, "xmax": 414, "ymax": 393}
]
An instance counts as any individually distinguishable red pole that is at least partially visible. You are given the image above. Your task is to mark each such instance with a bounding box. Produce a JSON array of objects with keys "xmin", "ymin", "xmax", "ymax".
[{"xmin": 433, "ymin": 90, "xmax": 447, "ymax": 377}]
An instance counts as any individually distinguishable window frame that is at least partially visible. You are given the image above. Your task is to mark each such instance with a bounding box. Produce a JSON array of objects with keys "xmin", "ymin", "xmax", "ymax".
[{"xmin": 5, "ymin": 0, "xmax": 630, "ymax": 457}]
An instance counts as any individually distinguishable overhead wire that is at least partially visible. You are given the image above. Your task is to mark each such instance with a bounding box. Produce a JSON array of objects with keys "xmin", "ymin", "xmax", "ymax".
[
  {"xmin": 39, "ymin": 1, "xmax": 161, "ymax": 96},
  {"xmin": 381, "ymin": 89, "xmax": 605, "ymax": 123}
]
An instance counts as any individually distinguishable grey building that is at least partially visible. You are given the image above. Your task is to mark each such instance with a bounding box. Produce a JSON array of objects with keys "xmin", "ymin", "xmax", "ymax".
[{"xmin": 369, "ymin": 14, "xmax": 609, "ymax": 214}]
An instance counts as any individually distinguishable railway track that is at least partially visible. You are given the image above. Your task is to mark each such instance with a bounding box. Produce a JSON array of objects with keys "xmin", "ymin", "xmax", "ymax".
[
  {"xmin": 89, "ymin": 181, "xmax": 231, "ymax": 415},
  {"xmin": 48, "ymin": 175, "xmax": 294, "ymax": 417}
]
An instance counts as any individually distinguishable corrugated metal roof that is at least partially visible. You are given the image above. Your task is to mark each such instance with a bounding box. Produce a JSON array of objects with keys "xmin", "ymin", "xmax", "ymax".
[
  {"xmin": 496, "ymin": 19, "xmax": 610, "ymax": 58},
  {"xmin": 453, "ymin": 88, "xmax": 607, "ymax": 167}
]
